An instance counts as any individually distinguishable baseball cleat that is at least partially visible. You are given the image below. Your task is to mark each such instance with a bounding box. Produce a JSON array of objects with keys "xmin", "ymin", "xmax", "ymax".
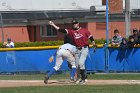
[
  {"xmin": 79, "ymin": 80, "xmax": 86, "ymax": 85},
  {"xmin": 69, "ymin": 77, "xmax": 76, "ymax": 83},
  {"xmin": 76, "ymin": 79, "xmax": 86, "ymax": 85},
  {"xmin": 70, "ymin": 77, "xmax": 75, "ymax": 81},
  {"xmin": 44, "ymin": 76, "xmax": 49, "ymax": 84},
  {"xmin": 75, "ymin": 79, "xmax": 81, "ymax": 84},
  {"xmin": 85, "ymin": 79, "xmax": 88, "ymax": 82}
]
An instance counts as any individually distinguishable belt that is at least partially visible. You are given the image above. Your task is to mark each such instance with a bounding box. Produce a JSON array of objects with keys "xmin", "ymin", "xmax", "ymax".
[
  {"xmin": 66, "ymin": 49, "xmax": 70, "ymax": 51},
  {"xmin": 59, "ymin": 48, "xmax": 71, "ymax": 53},
  {"xmin": 77, "ymin": 46, "xmax": 88, "ymax": 50},
  {"xmin": 58, "ymin": 48, "xmax": 74, "ymax": 56},
  {"xmin": 59, "ymin": 48, "xmax": 70, "ymax": 51}
]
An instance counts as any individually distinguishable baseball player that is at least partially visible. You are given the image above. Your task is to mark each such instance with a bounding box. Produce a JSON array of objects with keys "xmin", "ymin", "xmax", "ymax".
[
  {"xmin": 64, "ymin": 33, "xmax": 82, "ymax": 81},
  {"xmin": 49, "ymin": 19, "xmax": 96, "ymax": 84},
  {"xmin": 44, "ymin": 43, "xmax": 77, "ymax": 84},
  {"xmin": 64, "ymin": 34, "xmax": 74, "ymax": 68}
]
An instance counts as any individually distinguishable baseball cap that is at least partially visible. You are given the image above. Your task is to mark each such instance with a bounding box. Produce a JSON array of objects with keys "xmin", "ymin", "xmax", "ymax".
[
  {"xmin": 72, "ymin": 19, "xmax": 79, "ymax": 24},
  {"xmin": 7, "ymin": 38, "xmax": 11, "ymax": 41}
]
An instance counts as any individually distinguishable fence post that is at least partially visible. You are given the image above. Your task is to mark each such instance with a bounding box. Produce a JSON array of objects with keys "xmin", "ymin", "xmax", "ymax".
[{"xmin": 105, "ymin": 0, "xmax": 109, "ymax": 73}]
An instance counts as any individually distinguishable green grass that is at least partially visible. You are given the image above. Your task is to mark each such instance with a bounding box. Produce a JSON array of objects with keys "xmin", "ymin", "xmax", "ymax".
[
  {"xmin": 0, "ymin": 73, "xmax": 140, "ymax": 93},
  {"xmin": 88, "ymin": 73, "xmax": 140, "ymax": 80},
  {"xmin": 0, "ymin": 73, "xmax": 140, "ymax": 80},
  {"xmin": 0, "ymin": 85, "xmax": 140, "ymax": 93}
]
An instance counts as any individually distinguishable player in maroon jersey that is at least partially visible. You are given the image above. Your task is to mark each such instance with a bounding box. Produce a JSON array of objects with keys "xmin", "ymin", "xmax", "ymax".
[{"xmin": 49, "ymin": 19, "xmax": 96, "ymax": 84}]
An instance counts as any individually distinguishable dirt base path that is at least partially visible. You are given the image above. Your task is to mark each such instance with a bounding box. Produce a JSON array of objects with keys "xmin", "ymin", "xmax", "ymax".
[{"xmin": 0, "ymin": 80, "xmax": 140, "ymax": 88}]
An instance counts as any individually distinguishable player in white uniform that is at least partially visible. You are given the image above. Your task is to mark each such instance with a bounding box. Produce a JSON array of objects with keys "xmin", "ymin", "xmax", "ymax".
[{"xmin": 44, "ymin": 43, "xmax": 77, "ymax": 84}]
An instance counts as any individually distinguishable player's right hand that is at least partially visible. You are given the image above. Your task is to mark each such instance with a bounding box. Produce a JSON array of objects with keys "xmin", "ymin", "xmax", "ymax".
[{"xmin": 49, "ymin": 21, "xmax": 54, "ymax": 26}]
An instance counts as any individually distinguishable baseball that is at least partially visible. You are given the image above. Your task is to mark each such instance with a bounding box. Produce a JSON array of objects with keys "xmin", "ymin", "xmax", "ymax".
[{"xmin": 49, "ymin": 21, "xmax": 53, "ymax": 25}]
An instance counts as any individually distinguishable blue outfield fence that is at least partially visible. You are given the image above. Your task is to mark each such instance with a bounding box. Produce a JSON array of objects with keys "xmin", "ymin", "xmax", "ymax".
[
  {"xmin": 109, "ymin": 48, "xmax": 140, "ymax": 72},
  {"xmin": 0, "ymin": 47, "xmax": 140, "ymax": 73}
]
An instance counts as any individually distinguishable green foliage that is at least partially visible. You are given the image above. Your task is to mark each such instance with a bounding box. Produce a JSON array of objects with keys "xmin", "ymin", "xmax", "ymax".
[
  {"xmin": 0, "ymin": 42, "xmax": 3, "ymax": 48},
  {"xmin": 0, "ymin": 39, "xmax": 106, "ymax": 48},
  {"xmin": 94, "ymin": 39, "xmax": 106, "ymax": 44},
  {"xmin": 88, "ymin": 39, "xmax": 106, "ymax": 44},
  {"xmin": 14, "ymin": 40, "xmax": 64, "ymax": 47},
  {"xmin": 0, "ymin": 40, "xmax": 64, "ymax": 48}
]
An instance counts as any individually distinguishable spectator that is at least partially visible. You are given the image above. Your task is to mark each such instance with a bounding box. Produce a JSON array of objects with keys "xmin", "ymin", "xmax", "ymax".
[
  {"xmin": 111, "ymin": 29, "xmax": 122, "ymax": 46},
  {"xmin": 127, "ymin": 36, "xmax": 136, "ymax": 48},
  {"xmin": 3, "ymin": 38, "xmax": 14, "ymax": 48},
  {"xmin": 136, "ymin": 29, "xmax": 140, "ymax": 44},
  {"xmin": 137, "ymin": 35, "xmax": 140, "ymax": 44},
  {"xmin": 120, "ymin": 38, "xmax": 128, "ymax": 49},
  {"xmin": 131, "ymin": 28, "xmax": 139, "ymax": 44}
]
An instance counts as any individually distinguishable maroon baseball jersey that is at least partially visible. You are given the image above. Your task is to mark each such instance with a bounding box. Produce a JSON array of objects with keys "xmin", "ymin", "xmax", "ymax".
[{"xmin": 66, "ymin": 28, "xmax": 93, "ymax": 47}]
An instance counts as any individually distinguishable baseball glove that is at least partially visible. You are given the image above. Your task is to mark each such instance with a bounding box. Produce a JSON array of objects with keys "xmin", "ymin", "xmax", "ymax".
[{"xmin": 49, "ymin": 56, "xmax": 54, "ymax": 63}]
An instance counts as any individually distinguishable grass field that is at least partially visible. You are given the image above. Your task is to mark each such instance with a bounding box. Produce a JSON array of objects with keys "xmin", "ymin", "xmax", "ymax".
[
  {"xmin": 0, "ymin": 73, "xmax": 140, "ymax": 80},
  {"xmin": 0, "ymin": 73, "xmax": 140, "ymax": 93},
  {"xmin": 0, "ymin": 85, "xmax": 140, "ymax": 93}
]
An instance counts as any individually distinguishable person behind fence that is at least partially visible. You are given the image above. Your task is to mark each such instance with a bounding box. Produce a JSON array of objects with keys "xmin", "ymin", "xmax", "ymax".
[
  {"xmin": 120, "ymin": 38, "xmax": 128, "ymax": 49},
  {"xmin": 127, "ymin": 36, "xmax": 136, "ymax": 48},
  {"xmin": 111, "ymin": 29, "xmax": 122, "ymax": 46},
  {"xmin": 137, "ymin": 32, "xmax": 140, "ymax": 44},
  {"xmin": 3, "ymin": 38, "xmax": 14, "ymax": 48},
  {"xmin": 44, "ymin": 43, "xmax": 77, "ymax": 84},
  {"xmin": 3, "ymin": 38, "xmax": 15, "ymax": 64},
  {"xmin": 48, "ymin": 19, "xmax": 96, "ymax": 84},
  {"xmin": 131, "ymin": 28, "xmax": 139, "ymax": 44},
  {"xmin": 134, "ymin": 29, "xmax": 140, "ymax": 44}
]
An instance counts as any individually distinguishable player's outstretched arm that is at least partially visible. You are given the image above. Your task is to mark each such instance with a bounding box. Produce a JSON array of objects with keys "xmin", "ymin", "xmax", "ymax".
[
  {"xmin": 49, "ymin": 21, "xmax": 67, "ymax": 33},
  {"xmin": 49, "ymin": 21, "xmax": 60, "ymax": 30}
]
